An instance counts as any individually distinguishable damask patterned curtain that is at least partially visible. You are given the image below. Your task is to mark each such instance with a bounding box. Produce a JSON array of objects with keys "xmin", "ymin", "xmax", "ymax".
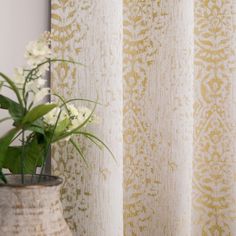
[{"xmin": 51, "ymin": 0, "xmax": 236, "ymax": 235}]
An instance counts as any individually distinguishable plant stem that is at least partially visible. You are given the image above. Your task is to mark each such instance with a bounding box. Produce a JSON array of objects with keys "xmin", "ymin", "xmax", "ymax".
[
  {"xmin": 23, "ymin": 59, "xmax": 83, "ymax": 108},
  {"xmin": 38, "ymin": 110, "xmax": 62, "ymax": 182},
  {"xmin": 21, "ymin": 130, "xmax": 25, "ymax": 184},
  {"xmin": 9, "ymin": 130, "xmax": 23, "ymax": 145}
]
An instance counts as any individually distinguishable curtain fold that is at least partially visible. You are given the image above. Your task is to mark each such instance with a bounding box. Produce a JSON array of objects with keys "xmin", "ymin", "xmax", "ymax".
[
  {"xmin": 51, "ymin": 0, "xmax": 236, "ymax": 235},
  {"xmin": 193, "ymin": 1, "xmax": 236, "ymax": 235},
  {"xmin": 51, "ymin": 1, "xmax": 123, "ymax": 235},
  {"xmin": 123, "ymin": 1, "xmax": 193, "ymax": 235}
]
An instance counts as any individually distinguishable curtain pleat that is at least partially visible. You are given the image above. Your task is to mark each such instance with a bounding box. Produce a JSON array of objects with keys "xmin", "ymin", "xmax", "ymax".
[
  {"xmin": 51, "ymin": 0, "xmax": 236, "ymax": 235},
  {"xmin": 51, "ymin": 1, "xmax": 123, "ymax": 235},
  {"xmin": 123, "ymin": 1, "xmax": 193, "ymax": 235},
  {"xmin": 193, "ymin": 0, "xmax": 236, "ymax": 235}
]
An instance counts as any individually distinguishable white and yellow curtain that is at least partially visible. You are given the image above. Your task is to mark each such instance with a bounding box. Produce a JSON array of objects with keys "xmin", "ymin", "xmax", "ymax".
[{"xmin": 51, "ymin": 0, "xmax": 236, "ymax": 235}]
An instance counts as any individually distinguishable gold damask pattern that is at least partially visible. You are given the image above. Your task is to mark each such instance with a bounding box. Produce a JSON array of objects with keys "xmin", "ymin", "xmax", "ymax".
[
  {"xmin": 51, "ymin": 0, "xmax": 236, "ymax": 235},
  {"xmin": 123, "ymin": 1, "xmax": 162, "ymax": 234},
  {"xmin": 51, "ymin": 0, "xmax": 123, "ymax": 235},
  {"xmin": 193, "ymin": 0, "xmax": 236, "ymax": 235},
  {"xmin": 51, "ymin": 0, "xmax": 91, "ymax": 233},
  {"xmin": 123, "ymin": 0, "xmax": 194, "ymax": 235},
  {"xmin": 123, "ymin": 0, "xmax": 161, "ymax": 236}
]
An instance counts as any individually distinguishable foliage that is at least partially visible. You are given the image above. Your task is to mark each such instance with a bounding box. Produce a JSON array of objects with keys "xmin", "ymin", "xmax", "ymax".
[{"xmin": 0, "ymin": 32, "xmax": 112, "ymax": 184}]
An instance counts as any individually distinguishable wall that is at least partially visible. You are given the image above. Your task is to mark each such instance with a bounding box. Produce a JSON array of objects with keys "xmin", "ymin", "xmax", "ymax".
[{"xmin": 0, "ymin": 0, "xmax": 50, "ymax": 135}]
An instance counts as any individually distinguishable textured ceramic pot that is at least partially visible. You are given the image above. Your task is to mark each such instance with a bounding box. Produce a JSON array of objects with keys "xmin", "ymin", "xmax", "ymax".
[{"xmin": 0, "ymin": 174, "xmax": 72, "ymax": 236}]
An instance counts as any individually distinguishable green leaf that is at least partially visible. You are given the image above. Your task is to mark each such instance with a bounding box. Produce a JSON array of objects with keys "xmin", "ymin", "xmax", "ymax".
[
  {"xmin": 71, "ymin": 100, "xmax": 97, "ymax": 132},
  {"xmin": 0, "ymin": 169, "xmax": 7, "ymax": 183},
  {"xmin": 27, "ymin": 125, "xmax": 45, "ymax": 135},
  {"xmin": 85, "ymin": 135, "xmax": 103, "ymax": 150},
  {"xmin": 52, "ymin": 100, "xmax": 98, "ymax": 142},
  {"xmin": 55, "ymin": 118, "xmax": 70, "ymax": 136},
  {"xmin": 0, "ymin": 94, "xmax": 16, "ymax": 109},
  {"xmin": 0, "ymin": 127, "xmax": 20, "ymax": 168},
  {"xmin": 3, "ymin": 138, "xmax": 45, "ymax": 174},
  {"xmin": 22, "ymin": 103, "xmax": 57, "ymax": 124},
  {"xmin": 50, "ymin": 58, "xmax": 84, "ymax": 67},
  {"xmin": 2, "ymin": 146, "xmax": 21, "ymax": 173},
  {"xmin": 0, "ymin": 72, "xmax": 24, "ymax": 108},
  {"xmin": 0, "ymin": 117, "xmax": 12, "ymax": 123},
  {"xmin": 26, "ymin": 119, "xmax": 45, "ymax": 135},
  {"xmin": 0, "ymin": 81, "xmax": 3, "ymax": 90},
  {"xmin": 70, "ymin": 139, "xmax": 88, "ymax": 167},
  {"xmin": 52, "ymin": 93, "xmax": 101, "ymax": 107},
  {"xmin": 0, "ymin": 94, "xmax": 23, "ymax": 121},
  {"xmin": 79, "ymin": 131, "xmax": 116, "ymax": 163}
]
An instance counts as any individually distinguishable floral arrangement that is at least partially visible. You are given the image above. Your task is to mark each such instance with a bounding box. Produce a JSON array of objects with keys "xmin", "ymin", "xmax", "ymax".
[{"xmin": 0, "ymin": 32, "xmax": 112, "ymax": 184}]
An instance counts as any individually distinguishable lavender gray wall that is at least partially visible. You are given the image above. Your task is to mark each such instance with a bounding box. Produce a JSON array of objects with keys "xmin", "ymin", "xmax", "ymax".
[{"xmin": 0, "ymin": 0, "xmax": 50, "ymax": 172}]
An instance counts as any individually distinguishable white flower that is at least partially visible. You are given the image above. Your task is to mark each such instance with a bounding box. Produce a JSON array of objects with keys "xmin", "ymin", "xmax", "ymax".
[
  {"xmin": 43, "ymin": 105, "xmax": 69, "ymax": 127},
  {"xmin": 33, "ymin": 87, "xmax": 50, "ymax": 105},
  {"xmin": 67, "ymin": 104, "xmax": 79, "ymax": 117},
  {"xmin": 25, "ymin": 79, "xmax": 42, "ymax": 94},
  {"xmin": 66, "ymin": 104, "xmax": 80, "ymax": 130},
  {"xmin": 60, "ymin": 109, "xmax": 69, "ymax": 121},
  {"xmin": 77, "ymin": 106, "xmax": 92, "ymax": 123},
  {"xmin": 43, "ymin": 106, "xmax": 60, "ymax": 126},
  {"xmin": 66, "ymin": 105, "xmax": 92, "ymax": 131},
  {"xmin": 90, "ymin": 113, "xmax": 100, "ymax": 124},
  {"xmin": 37, "ymin": 78, "xmax": 47, "ymax": 87},
  {"xmin": 13, "ymin": 67, "xmax": 26, "ymax": 85},
  {"xmin": 25, "ymin": 37, "xmax": 51, "ymax": 67},
  {"xmin": 25, "ymin": 80, "xmax": 37, "ymax": 94},
  {"xmin": 23, "ymin": 71, "xmax": 49, "ymax": 107},
  {"xmin": 36, "ymin": 63, "xmax": 50, "ymax": 77}
]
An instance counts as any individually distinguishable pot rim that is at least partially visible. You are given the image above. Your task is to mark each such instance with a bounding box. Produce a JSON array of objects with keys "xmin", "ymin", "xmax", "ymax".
[{"xmin": 0, "ymin": 174, "xmax": 63, "ymax": 188}]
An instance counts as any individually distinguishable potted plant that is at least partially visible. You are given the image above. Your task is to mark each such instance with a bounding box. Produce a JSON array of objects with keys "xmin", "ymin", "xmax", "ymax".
[{"xmin": 0, "ymin": 32, "xmax": 113, "ymax": 235}]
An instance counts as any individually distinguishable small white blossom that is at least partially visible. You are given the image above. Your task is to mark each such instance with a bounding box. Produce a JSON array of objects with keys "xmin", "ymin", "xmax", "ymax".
[
  {"xmin": 33, "ymin": 87, "xmax": 50, "ymax": 105},
  {"xmin": 66, "ymin": 105, "xmax": 92, "ymax": 131},
  {"xmin": 66, "ymin": 104, "xmax": 80, "ymax": 130},
  {"xmin": 67, "ymin": 104, "xmax": 79, "ymax": 117},
  {"xmin": 77, "ymin": 106, "xmax": 92, "ymax": 123},
  {"xmin": 90, "ymin": 113, "xmax": 100, "ymax": 124},
  {"xmin": 43, "ymin": 106, "xmax": 61, "ymax": 126},
  {"xmin": 25, "ymin": 36, "xmax": 51, "ymax": 67},
  {"xmin": 43, "ymin": 105, "xmax": 69, "ymax": 128},
  {"xmin": 25, "ymin": 80, "xmax": 39, "ymax": 94},
  {"xmin": 26, "ymin": 78, "xmax": 47, "ymax": 94},
  {"xmin": 37, "ymin": 78, "xmax": 47, "ymax": 87},
  {"xmin": 36, "ymin": 63, "xmax": 50, "ymax": 77},
  {"xmin": 13, "ymin": 67, "xmax": 26, "ymax": 85}
]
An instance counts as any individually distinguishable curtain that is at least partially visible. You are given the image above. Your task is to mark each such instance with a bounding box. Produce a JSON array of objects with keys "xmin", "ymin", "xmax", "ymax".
[{"xmin": 51, "ymin": 0, "xmax": 236, "ymax": 235}]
